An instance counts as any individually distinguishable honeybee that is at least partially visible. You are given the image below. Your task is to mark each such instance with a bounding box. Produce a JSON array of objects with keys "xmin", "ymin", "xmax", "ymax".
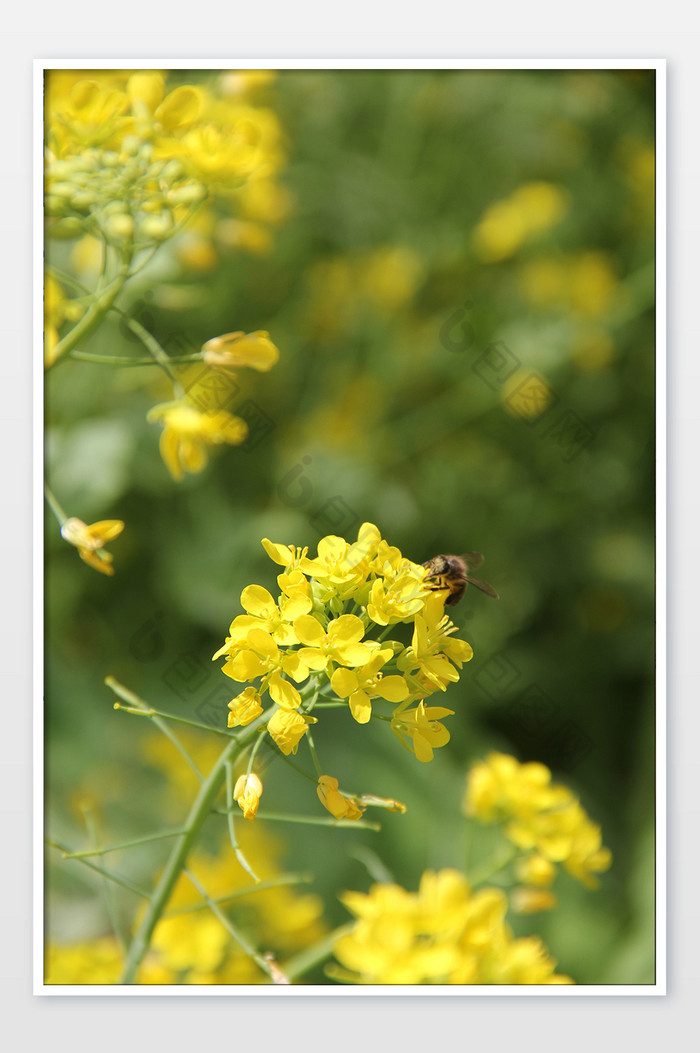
[{"xmin": 422, "ymin": 552, "xmax": 499, "ymax": 606}]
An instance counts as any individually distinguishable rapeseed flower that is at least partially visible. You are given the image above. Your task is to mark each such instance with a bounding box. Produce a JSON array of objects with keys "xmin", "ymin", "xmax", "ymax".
[
  {"xmin": 202, "ymin": 330, "xmax": 279, "ymax": 372},
  {"xmin": 317, "ymin": 775, "xmax": 365, "ymax": 821},
  {"xmin": 147, "ymin": 401, "xmax": 248, "ymax": 480},
  {"xmin": 60, "ymin": 517, "xmax": 125, "ymax": 576},
  {"xmin": 233, "ymin": 772, "xmax": 263, "ymax": 821},
  {"xmin": 331, "ymin": 869, "xmax": 572, "ymax": 985},
  {"xmin": 213, "ymin": 524, "xmax": 477, "ymax": 801},
  {"xmin": 464, "ymin": 753, "xmax": 612, "ymax": 889}
]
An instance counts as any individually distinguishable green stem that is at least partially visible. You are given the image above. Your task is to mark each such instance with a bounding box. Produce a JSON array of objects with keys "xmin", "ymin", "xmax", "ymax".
[
  {"xmin": 164, "ymin": 873, "xmax": 313, "ymax": 918},
  {"xmin": 467, "ymin": 846, "xmax": 521, "ymax": 889},
  {"xmin": 44, "ymin": 482, "xmax": 68, "ymax": 527},
  {"xmin": 184, "ymin": 869, "xmax": 287, "ymax": 983},
  {"xmin": 62, "ymin": 827, "xmax": 189, "ymax": 859},
  {"xmin": 119, "ymin": 712, "xmax": 268, "ymax": 984},
  {"xmin": 122, "ymin": 314, "xmax": 185, "ymax": 394},
  {"xmin": 46, "ymin": 840, "xmax": 150, "ymax": 899},
  {"xmin": 280, "ymin": 923, "xmax": 355, "ymax": 984},
  {"xmin": 107, "ymin": 681, "xmax": 204, "ymax": 782},
  {"xmin": 112, "ymin": 699, "xmax": 233, "ymax": 738},
  {"xmin": 48, "ymin": 253, "xmax": 132, "ymax": 369},
  {"xmin": 68, "ymin": 350, "xmax": 203, "ymax": 367},
  {"xmin": 224, "ymin": 759, "xmax": 260, "ymax": 882}
]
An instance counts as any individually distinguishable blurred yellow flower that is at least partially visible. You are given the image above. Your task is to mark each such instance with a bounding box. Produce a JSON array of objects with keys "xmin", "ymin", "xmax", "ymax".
[
  {"xmin": 473, "ymin": 182, "xmax": 568, "ymax": 262},
  {"xmin": 45, "ymin": 936, "xmax": 175, "ymax": 985},
  {"xmin": 510, "ymin": 887, "xmax": 558, "ymax": 914},
  {"xmin": 568, "ymin": 251, "xmax": 618, "ymax": 317},
  {"xmin": 360, "ymin": 245, "xmax": 424, "ymax": 311},
  {"xmin": 202, "ymin": 330, "xmax": 280, "ymax": 372},
  {"xmin": 234, "ymin": 772, "xmax": 263, "ymax": 821},
  {"xmin": 332, "ymin": 869, "xmax": 572, "ymax": 985},
  {"xmin": 147, "ymin": 401, "xmax": 248, "ymax": 481},
  {"xmin": 317, "ymin": 775, "xmax": 365, "ymax": 820},
  {"xmin": 60, "ymin": 517, "xmax": 125, "ymax": 576},
  {"xmin": 465, "ymin": 753, "xmax": 612, "ymax": 889}
]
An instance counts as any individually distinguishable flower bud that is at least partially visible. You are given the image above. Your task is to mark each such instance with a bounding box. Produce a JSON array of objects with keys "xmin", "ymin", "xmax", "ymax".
[
  {"xmin": 139, "ymin": 213, "xmax": 173, "ymax": 241},
  {"xmin": 104, "ymin": 213, "xmax": 134, "ymax": 241}
]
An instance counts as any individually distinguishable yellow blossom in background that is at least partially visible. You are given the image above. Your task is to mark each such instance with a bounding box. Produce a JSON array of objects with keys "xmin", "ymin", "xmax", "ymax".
[
  {"xmin": 464, "ymin": 753, "xmax": 612, "ymax": 889},
  {"xmin": 45, "ymin": 936, "xmax": 175, "ymax": 985},
  {"xmin": 317, "ymin": 775, "xmax": 365, "ymax": 821},
  {"xmin": 331, "ymin": 869, "xmax": 572, "ymax": 985},
  {"xmin": 45, "ymin": 69, "xmax": 289, "ymax": 261},
  {"xmin": 473, "ymin": 182, "xmax": 568, "ymax": 262},
  {"xmin": 60, "ymin": 517, "xmax": 125, "ymax": 576},
  {"xmin": 202, "ymin": 330, "xmax": 280, "ymax": 372},
  {"xmin": 517, "ymin": 252, "xmax": 620, "ymax": 320},
  {"xmin": 234, "ymin": 772, "xmax": 264, "ymax": 821},
  {"xmin": 567, "ymin": 251, "xmax": 618, "ymax": 317},
  {"xmin": 359, "ymin": 245, "xmax": 424, "ymax": 312},
  {"xmin": 220, "ymin": 70, "xmax": 278, "ymax": 97},
  {"xmin": 147, "ymin": 401, "xmax": 248, "ymax": 481},
  {"xmin": 515, "ymin": 853, "xmax": 557, "ymax": 889},
  {"xmin": 510, "ymin": 888, "xmax": 558, "ymax": 914},
  {"xmin": 501, "ymin": 369, "xmax": 554, "ymax": 421}
]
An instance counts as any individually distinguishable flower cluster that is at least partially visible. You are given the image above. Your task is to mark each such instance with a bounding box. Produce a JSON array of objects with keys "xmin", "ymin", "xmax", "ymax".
[
  {"xmin": 330, "ymin": 868, "xmax": 572, "ymax": 985},
  {"xmin": 214, "ymin": 523, "xmax": 474, "ymax": 765},
  {"xmin": 45, "ymin": 70, "xmax": 286, "ymax": 249},
  {"xmin": 464, "ymin": 752, "xmax": 612, "ymax": 893}
]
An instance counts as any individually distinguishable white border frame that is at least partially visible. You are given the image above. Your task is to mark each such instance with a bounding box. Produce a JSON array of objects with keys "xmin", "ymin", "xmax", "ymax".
[{"xmin": 34, "ymin": 57, "xmax": 666, "ymax": 997}]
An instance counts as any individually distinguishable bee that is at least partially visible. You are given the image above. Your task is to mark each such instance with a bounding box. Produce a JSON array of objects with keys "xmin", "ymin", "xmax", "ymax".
[{"xmin": 421, "ymin": 552, "xmax": 499, "ymax": 606}]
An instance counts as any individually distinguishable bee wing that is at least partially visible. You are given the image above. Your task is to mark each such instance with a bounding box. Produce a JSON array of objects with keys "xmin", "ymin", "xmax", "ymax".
[
  {"xmin": 461, "ymin": 551, "xmax": 485, "ymax": 571},
  {"xmin": 465, "ymin": 575, "xmax": 500, "ymax": 599}
]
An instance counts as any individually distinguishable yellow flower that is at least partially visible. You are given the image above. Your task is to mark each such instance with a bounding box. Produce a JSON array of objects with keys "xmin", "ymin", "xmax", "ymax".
[
  {"xmin": 464, "ymin": 753, "xmax": 612, "ymax": 889},
  {"xmin": 299, "ymin": 522, "xmax": 381, "ymax": 601},
  {"xmin": 148, "ymin": 401, "xmax": 248, "ymax": 481},
  {"xmin": 330, "ymin": 649, "xmax": 409, "ymax": 724},
  {"xmin": 152, "ymin": 913, "xmax": 228, "ymax": 974},
  {"xmin": 267, "ymin": 707, "xmax": 316, "ymax": 756},
  {"xmin": 510, "ymin": 888, "xmax": 557, "ymax": 914},
  {"xmin": 317, "ymin": 775, "xmax": 365, "ymax": 821},
  {"xmin": 60, "ymin": 517, "xmax": 125, "ymax": 576},
  {"xmin": 227, "ymin": 687, "xmax": 264, "ymax": 728},
  {"xmin": 473, "ymin": 182, "xmax": 568, "ymax": 263},
  {"xmin": 332, "ymin": 869, "xmax": 571, "ymax": 985},
  {"xmin": 261, "ymin": 538, "xmax": 310, "ymax": 571},
  {"xmin": 397, "ymin": 593, "xmax": 473, "ymax": 693},
  {"xmin": 220, "ymin": 627, "xmax": 308, "ymax": 704},
  {"xmin": 201, "ymin": 330, "xmax": 280, "ymax": 372},
  {"xmin": 484, "ymin": 935, "xmax": 572, "ymax": 985},
  {"xmin": 233, "ymin": 772, "xmax": 263, "ymax": 821},
  {"xmin": 391, "ymin": 701, "xmax": 453, "ymax": 763},
  {"xmin": 237, "ymin": 583, "xmax": 312, "ymax": 644},
  {"xmin": 359, "ymin": 245, "xmax": 424, "ymax": 312},
  {"xmin": 293, "ymin": 613, "xmax": 376, "ymax": 671},
  {"xmin": 515, "ymin": 853, "xmax": 557, "ymax": 889}
]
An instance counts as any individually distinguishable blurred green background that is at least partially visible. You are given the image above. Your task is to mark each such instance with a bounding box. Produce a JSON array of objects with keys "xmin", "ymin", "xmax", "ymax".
[{"xmin": 45, "ymin": 68, "xmax": 656, "ymax": 984}]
